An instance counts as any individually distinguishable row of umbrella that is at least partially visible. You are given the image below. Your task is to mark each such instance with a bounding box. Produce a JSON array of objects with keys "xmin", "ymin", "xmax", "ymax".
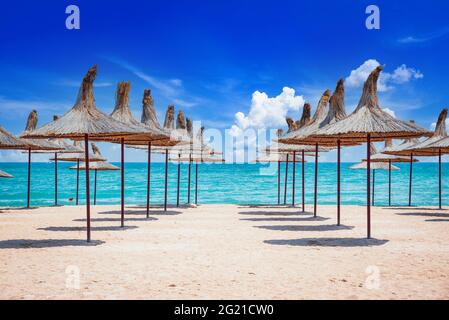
[
  {"xmin": 261, "ymin": 66, "xmax": 439, "ymax": 239},
  {"xmin": 1, "ymin": 65, "xmax": 221, "ymax": 242}
]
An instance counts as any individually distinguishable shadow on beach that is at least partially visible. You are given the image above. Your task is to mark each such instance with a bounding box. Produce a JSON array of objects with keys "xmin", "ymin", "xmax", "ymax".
[
  {"xmin": 396, "ymin": 212, "xmax": 449, "ymax": 218},
  {"xmin": 98, "ymin": 210, "xmax": 181, "ymax": 216},
  {"xmin": 238, "ymin": 204, "xmax": 302, "ymax": 209},
  {"xmin": 264, "ymin": 237, "xmax": 388, "ymax": 247},
  {"xmin": 38, "ymin": 226, "xmax": 138, "ymax": 232},
  {"xmin": 73, "ymin": 217, "xmax": 158, "ymax": 222},
  {"xmin": 425, "ymin": 218, "xmax": 449, "ymax": 222},
  {"xmin": 385, "ymin": 207, "xmax": 448, "ymax": 211},
  {"xmin": 255, "ymin": 224, "xmax": 354, "ymax": 232},
  {"xmin": 0, "ymin": 207, "xmax": 40, "ymax": 212},
  {"xmin": 0, "ymin": 239, "xmax": 104, "ymax": 249},
  {"xmin": 241, "ymin": 216, "xmax": 329, "ymax": 222},
  {"xmin": 238, "ymin": 211, "xmax": 314, "ymax": 216},
  {"xmin": 129, "ymin": 204, "xmax": 191, "ymax": 209}
]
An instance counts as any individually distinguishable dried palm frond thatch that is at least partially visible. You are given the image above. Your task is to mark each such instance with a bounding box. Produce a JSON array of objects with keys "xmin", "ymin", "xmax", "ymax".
[
  {"xmin": 308, "ymin": 67, "xmax": 430, "ymax": 142},
  {"xmin": 141, "ymin": 89, "xmax": 162, "ymax": 130},
  {"xmin": 0, "ymin": 126, "xmax": 35, "ymax": 150},
  {"xmin": 364, "ymin": 140, "xmax": 418, "ymax": 162},
  {"xmin": 20, "ymin": 110, "xmax": 63, "ymax": 151},
  {"xmin": 50, "ymin": 141, "xmax": 105, "ymax": 162},
  {"xmin": 70, "ymin": 144, "xmax": 119, "ymax": 171},
  {"xmin": 401, "ymin": 108, "xmax": 449, "ymax": 156},
  {"xmin": 296, "ymin": 103, "xmax": 311, "ymax": 129},
  {"xmin": 279, "ymin": 80, "xmax": 358, "ymax": 147},
  {"xmin": 21, "ymin": 66, "xmax": 146, "ymax": 140},
  {"xmin": 0, "ymin": 169, "xmax": 13, "ymax": 178}
]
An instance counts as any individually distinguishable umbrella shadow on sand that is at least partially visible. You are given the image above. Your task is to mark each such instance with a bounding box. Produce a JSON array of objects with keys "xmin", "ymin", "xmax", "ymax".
[
  {"xmin": 238, "ymin": 204, "xmax": 301, "ymax": 209},
  {"xmin": 255, "ymin": 224, "xmax": 354, "ymax": 232},
  {"xmin": 73, "ymin": 217, "xmax": 158, "ymax": 222},
  {"xmin": 385, "ymin": 207, "xmax": 448, "ymax": 211},
  {"xmin": 0, "ymin": 239, "xmax": 104, "ymax": 249},
  {"xmin": 238, "ymin": 211, "xmax": 316, "ymax": 217},
  {"xmin": 264, "ymin": 237, "xmax": 388, "ymax": 247},
  {"xmin": 425, "ymin": 218, "xmax": 449, "ymax": 222},
  {"xmin": 241, "ymin": 216, "xmax": 329, "ymax": 222},
  {"xmin": 396, "ymin": 212, "xmax": 449, "ymax": 218},
  {"xmin": 129, "ymin": 204, "xmax": 191, "ymax": 209},
  {"xmin": 98, "ymin": 210, "xmax": 181, "ymax": 216},
  {"xmin": 38, "ymin": 226, "xmax": 138, "ymax": 232}
]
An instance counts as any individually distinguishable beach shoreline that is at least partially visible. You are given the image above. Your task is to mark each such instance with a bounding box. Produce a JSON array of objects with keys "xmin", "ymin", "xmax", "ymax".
[{"xmin": 1, "ymin": 204, "xmax": 448, "ymax": 299}]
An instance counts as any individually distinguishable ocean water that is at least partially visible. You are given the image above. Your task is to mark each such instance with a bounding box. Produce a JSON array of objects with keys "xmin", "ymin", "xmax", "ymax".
[{"xmin": 0, "ymin": 162, "xmax": 447, "ymax": 207}]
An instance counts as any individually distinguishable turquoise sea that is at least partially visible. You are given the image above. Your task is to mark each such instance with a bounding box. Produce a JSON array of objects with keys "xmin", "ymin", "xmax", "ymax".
[{"xmin": 0, "ymin": 162, "xmax": 447, "ymax": 207}]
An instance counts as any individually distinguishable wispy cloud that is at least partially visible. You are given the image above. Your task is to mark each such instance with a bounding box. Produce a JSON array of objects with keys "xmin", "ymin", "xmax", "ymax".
[
  {"xmin": 104, "ymin": 56, "xmax": 198, "ymax": 108},
  {"xmin": 0, "ymin": 96, "xmax": 71, "ymax": 119},
  {"xmin": 398, "ymin": 26, "xmax": 449, "ymax": 44}
]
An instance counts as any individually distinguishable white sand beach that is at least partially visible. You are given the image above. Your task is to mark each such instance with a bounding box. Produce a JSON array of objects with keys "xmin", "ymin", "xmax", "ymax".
[{"xmin": 0, "ymin": 204, "xmax": 448, "ymax": 299}]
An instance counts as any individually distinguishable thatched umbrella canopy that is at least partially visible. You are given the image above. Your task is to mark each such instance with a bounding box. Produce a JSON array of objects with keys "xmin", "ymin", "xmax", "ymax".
[
  {"xmin": 0, "ymin": 126, "xmax": 36, "ymax": 150},
  {"xmin": 70, "ymin": 143, "xmax": 119, "ymax": 205},
  {"xmin": 300, "ymin": 67, "xmax": 430, "ymax": 238},
  {"xmin": 0, "ymin": 169, "xmax": 13, "ymax": 178},
  {"xmin": 21, "ymin": 65, "xmax": 151, "ymax": 242}
]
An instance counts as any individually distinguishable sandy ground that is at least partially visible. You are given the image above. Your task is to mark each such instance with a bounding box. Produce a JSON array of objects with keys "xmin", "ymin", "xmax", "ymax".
[{"xmin": 0, "ymin": 203, "xmax": 448, "ymax": 299}]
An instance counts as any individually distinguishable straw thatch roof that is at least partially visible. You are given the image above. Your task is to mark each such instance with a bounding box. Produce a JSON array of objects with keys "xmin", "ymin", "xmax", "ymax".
[
  {"xmin": 141, "ymin": 89, "xmax": 162, "ymax": 130},
  {"xmin": 279, "ymin": 80, "xmax": 358, "ymax": 147},
  {"xmin": 364, "ymin": 140, "xmax": 418, "ymax": 163},
  {"xmin": 401, "ymin": 108, "xmax": 449, "ymax": 156},
  {"xmin": 0, "ymin": 126, "xmax": 35, "ymax": 150},
  {"xmin": 70, "ymin": 143, "xmax": 120, "ymax": 171},
  {"xmin": 21, "ymin": 66, "xmax": 146, "ymax": 140},
  {"xmin": 306, "ymin": 67, "xmax": 430, "ymax": 142},
  {"xmin": 296, "ymin": 103, "xmax": 311, "ymax": 128},
  {"xmin": 0, "ymin": 169, "xmax": 13, "ymax": 178},
  {"xmin": 50, "ymin": 141, "xmax": 106, "ymax": 162},
  {"xmin": 350, "ymin": 161, "xmax": 399, "ymax": 170},
  {"xmin": 266, "ymin": 124, "xmax": 329, "ymax": 153},
  {"xmin": 170, "ymin": 155, "xmax": 225, "ymax": 163}
]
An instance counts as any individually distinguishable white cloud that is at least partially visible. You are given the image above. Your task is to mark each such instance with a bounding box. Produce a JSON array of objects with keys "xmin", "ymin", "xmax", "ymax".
[
  {"xmin": 345, "ymin": 59, "xmax": 423, "ymax": 92},
  {"xmin": 382, "ymin": 108, "xmax": 396, "ymax": 118},
  {"xmin": 230, "ymin": 87, "xmax": 304, "ymax": 134}
]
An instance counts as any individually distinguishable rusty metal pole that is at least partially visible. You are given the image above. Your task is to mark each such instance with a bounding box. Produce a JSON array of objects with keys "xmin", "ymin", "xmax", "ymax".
[
  {"xmin": 84, "ymin": 134, "xmax": 91, "ymax": 242},
  {"xmin": 76, "ymin": 158, "xmax": 80, "ymax": 205},
  {"xmin": 54, "ymin": 152, "xmax": 58, "ymax": 206},
  {"xmin": 337, "ymin": 139, "xmax": 341, "ymax": 225},
  {"xmin": 292, "ymin": 151, "xmax": 296, "ymax": 206},
  {"xmin": 284, "ymin": 154, "xmax": 289, "ymax": 205},
  {"xmin": 195, "ymin": 162, "xmax": 199, "ymax": 205},
  {"xmin": 164, "ymin": 149, "xmax": 168, "ymax": 211},
  {"xmin": 314, "ymin": 143, "xmax": 318, "ymax": 217},
  {"xmin": 146, "ymin": 141, "xmax": 152, "ymax": 218},
  {"xmin": 177, "ymin": 153, "xmax": 181, "ymax": 207},
  {"xmin": 120, "ymin": 138, "xmax": 125, "ymax": 228},
  {"xmin": 93, "ymin": 168, "xmax": 98, "ymax": 206},
  {"xmin": 367, "ymin": 134, "xmax": 371, "ymax": 239},
  {"xmin": 188, "ymin": 153, "xmax": 192, "ymax": 203},
  {"xmin": 372, "ymin": 169, "xmax": 375, "ymax": 206},
  {"xmin": 409, "ymin": 153, "xmax": 413, "ymax": 206},
  {"xmin": 277, "ymin": 160, "xmax": 281, "ymax": 205},
  {"xmin": 26, "ymin": 147, "xmax": 31, "ymax": 208},
  {"xmin": 302, "ymin": 149, "xmax": 305, "ymax": 212},
  {"xmin": 388, "ymin": 160, "xmax": 392, "ymax": 206},
  {"xmin": 439, "ymin": 148, "xmax": 442, "ymax": 209}
]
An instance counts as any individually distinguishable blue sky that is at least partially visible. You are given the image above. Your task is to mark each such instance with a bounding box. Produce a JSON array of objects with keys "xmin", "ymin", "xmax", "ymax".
[{"xmin": 0, "ymin": 0, "xmax": 449, "ymax": 162}]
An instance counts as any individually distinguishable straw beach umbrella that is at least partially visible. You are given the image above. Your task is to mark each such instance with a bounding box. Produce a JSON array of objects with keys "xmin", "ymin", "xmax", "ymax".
[
  {"xmin": 302, "ymin": 66, "xmax": 430, "ymax": 237},
  {"xmin": 398, "ymin": 109, "xmax": 449, "ymax": 209},
  {"xmin": 107, "ymin": 81, "xmax": 171, "ymax": 224},
  {"xmin": 280, "ymin": 79, "xmax": 359, "ymax": 223},
  {"xmin": 256, "ymin": 152, "xmax": 307, "ymax": 205},
  {"xmin": 70, "ymin": 143, "xmax": 120, "ymax": 205},
  {"xmin": 384, "ymin": 110, "xmax": 447, "ymax": 207},
  {"xmin": 351, "ymin": 158, "xmax": 400, "ymax": 206},
  {"xmin": 22, "ymin": 65, "xmax": 149, "ymax": 242},
  {"xmin": 363, "ymin": 139, "xmax": 418, "ymax": 206},
  {"xmin": 0, "ymin": 169, "xmax": 13, "ymax": 178},
  {"xmin": 50, "ymin": 141, "xmax": 105, "ymax": 205},
  {"xmin": 20, "ymin": 110, "xmax": 63, "ymax": 208},
  {"xmin": 268, "ymin": 124, "xmax": 326, "ymax": 208}
]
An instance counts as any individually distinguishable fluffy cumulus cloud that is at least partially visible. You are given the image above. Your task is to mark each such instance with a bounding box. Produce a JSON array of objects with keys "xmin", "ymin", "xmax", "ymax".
[
  {"xmin": 345, "ymin": 59, "xmax": 423, "ymax": 92},
  {"xmin": 230, "ymin": 87, "xmax": 304, "ymax": 136}
]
